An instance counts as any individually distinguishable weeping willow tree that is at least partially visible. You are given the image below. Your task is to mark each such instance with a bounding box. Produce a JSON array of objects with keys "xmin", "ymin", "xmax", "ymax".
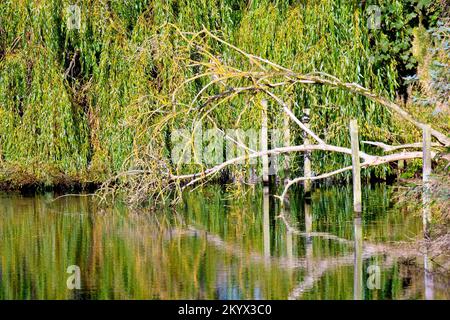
[{"xmin": 0, "ymin": 0, "xmax": 446, "ymax": 190}]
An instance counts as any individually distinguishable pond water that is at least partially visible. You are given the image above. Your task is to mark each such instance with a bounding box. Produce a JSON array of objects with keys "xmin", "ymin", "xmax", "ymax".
[{"xmin": 0, "ymin": 184, "xmax": 448, "ymax": 299}]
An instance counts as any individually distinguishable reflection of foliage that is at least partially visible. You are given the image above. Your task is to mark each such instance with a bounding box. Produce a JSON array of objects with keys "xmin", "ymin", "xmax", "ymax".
[
  {"xmin": 0, "ymin": 184, "xmax": 433, "ymax": 299},
  {"xmin": 393, "ymin": 172, "xmax": 450, "ymax": 269},
  {"xmin": 394, "ymin": 173, "xmax": 450, "ymax": 221}
]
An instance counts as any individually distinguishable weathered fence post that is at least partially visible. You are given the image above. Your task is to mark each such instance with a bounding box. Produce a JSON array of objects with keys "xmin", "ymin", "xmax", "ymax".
[
  {"xmin": 422, "ymin": 125, "xmax": 434, "ymax": 295},
  {"xmin": 422, "ymin": 125, "xmax": 432, "ymax": 238},
  {"xmin": 397, "ymin": 159, "xmax": 404, "ymax": 178},
  {"xmin": 261, "ymin": 99, "xmax": 269, "ymax": 184},
  {"xmin": 303, "ymin": 108, "xmax": 312, "ymax": 196},
  {"xmin": 350, "ymin": 120, "xmax": 362, "ymax": 213}
]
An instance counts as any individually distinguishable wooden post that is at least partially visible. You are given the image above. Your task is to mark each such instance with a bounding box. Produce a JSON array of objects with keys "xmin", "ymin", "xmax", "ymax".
[
  {"xmin": 305, "ymin": 199, "xmax": 312, "ymax": 234},
  {"xmin": 350, "ymin": 120, "xmax": 362, "ymax": 213},
  {"xmin": 303, "ymin": 108, "xmax": 311, "ymax": 195},
  {"xmin": 261, "ymin": 99, "xmax": 269, "ymax": 184},
  {"xmin": 421, "ymin": 127, "xmax": 434, "ymax": 294},
  {"xmin": 422, "ymin": 125, "xmax": 432, "ymax": 181},
  {"xmin": 422, "ymin": 125, "xmax": 432, "ymax": 238},
  {"xmin": 397, "ymin": 159, "xmax": 404, "ymax": 178}
]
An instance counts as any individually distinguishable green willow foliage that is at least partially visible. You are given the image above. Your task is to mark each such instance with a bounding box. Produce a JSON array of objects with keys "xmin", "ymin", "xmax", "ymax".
[
  {"xmin": 368, "ymin": 0, "xmax": 441, "ymax": 82},
  {"xmin": 0, "ymin": 0, "xmax": 431, "ymax": 188}
]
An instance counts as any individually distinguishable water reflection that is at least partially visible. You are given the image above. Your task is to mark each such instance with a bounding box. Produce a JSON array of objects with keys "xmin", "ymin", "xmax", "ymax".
[
  {"xmin": 353, "ymin": 217, "xmax": 363, "ymax": 300},
  {"xmin": 422, "ymin": 182, "xmax": 435, "ymax": 300},
  {"xmin": 286, "ymin": 230, "xmax": 293, "ymax": 265},
  {"xmin": 0, "ymin": 184, "xmax": 448, "ymax": 300},
  {"xmin": 263, "ymin": 187, "xmax": 270, "ymax": 260},
  {"xmin": 304, "ymin": 200, "xmax": 313, "ymax": 272},
  {"xmin": 423, "ymin": 254, "xmax": 434, "ymax": 300}
]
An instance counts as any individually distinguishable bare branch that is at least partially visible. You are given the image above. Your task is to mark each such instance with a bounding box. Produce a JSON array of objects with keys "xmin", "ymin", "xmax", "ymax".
[
  {"xmin": 263, "ymin": 90, "xmax": 326, "ymax": 144},
  {"xmin": 362, "ymin": 140, "xmax": 442, "ymax": 152},
  {"xmin": 171, "ymin": 144, "xmax": 375, "ymax": 185},
  {"xmin": 277, "ymin": 151, "xmax": 438, "ymax": 203}
]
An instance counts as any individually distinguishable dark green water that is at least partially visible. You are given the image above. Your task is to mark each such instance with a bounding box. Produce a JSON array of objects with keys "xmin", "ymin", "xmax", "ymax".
[{"xmin": 0, "ymin": 184, "xmax": 448, "ymax": 299}]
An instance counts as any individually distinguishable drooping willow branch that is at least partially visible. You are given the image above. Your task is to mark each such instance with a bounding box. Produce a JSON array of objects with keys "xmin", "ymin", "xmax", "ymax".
[
  {"xmin": 102, "ymin": 25, "xmax": 448, "ymax": 207},
  {"xmin": 169, "ymin": 26, "xmax": 449, "ymax": 147}
]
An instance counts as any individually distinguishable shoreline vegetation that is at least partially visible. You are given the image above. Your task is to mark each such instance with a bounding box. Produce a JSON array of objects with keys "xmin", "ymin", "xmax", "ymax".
[
  {"xmin": 0, "ymin": 1, "xmax": 448, "ymax": 217},
  {"xmin": 1, "ymin": 1, "xmax": 448, "ymax": 188}
]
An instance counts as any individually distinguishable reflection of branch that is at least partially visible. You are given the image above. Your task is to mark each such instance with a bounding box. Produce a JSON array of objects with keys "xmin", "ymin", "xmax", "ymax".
[
  {"xmin": 263, "ymin": 90, "xmax": 325, "ymax": 144},
  {"xmin": 288, "ymin": 256, "xmax": 354, "ymax": 300},
  {"xmin": 169, "ymin": 225, "xmax": 421, "ymax": 267},
  {"xmin": 296, "ymin": 232, "xmax": 353, "ymax": 245},
  {"xmin": 168, "ymin": 223, "xmax": 424, "ymax": 299},
  {"xmin": 288, "ymin": 242, "xmax": 423, "ymax": 300},
  {"xmin": 167, "ymin": 225, "xmax": 272, "ymax": 265}
]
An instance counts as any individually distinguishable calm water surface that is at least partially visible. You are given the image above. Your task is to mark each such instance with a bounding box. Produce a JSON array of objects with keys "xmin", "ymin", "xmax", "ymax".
[{"xmin": 0, "ymin": 184, "xmax": 448, "ymax": 299}]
